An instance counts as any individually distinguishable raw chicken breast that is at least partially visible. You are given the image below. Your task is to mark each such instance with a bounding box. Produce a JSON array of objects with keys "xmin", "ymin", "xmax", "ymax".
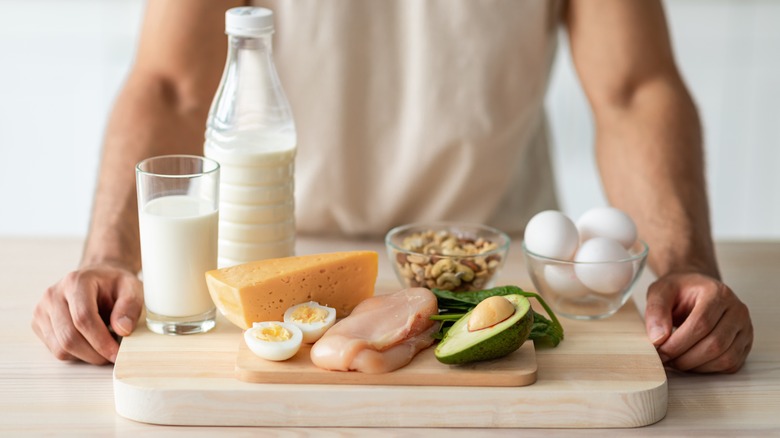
[{"xmin": 310, "ymin": 287, "xmax": 438, "ymax": 373}]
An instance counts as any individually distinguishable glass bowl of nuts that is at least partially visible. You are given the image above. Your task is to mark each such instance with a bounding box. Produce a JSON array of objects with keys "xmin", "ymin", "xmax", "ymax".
[{"xmin": 385, "ymin": 222, "xmax": 511, "ymax": 292}]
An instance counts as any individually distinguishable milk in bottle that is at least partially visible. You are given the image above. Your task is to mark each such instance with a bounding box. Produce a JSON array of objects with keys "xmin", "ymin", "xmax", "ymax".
[{"xmin": 205, "ymin": 7, "xmax": 296, "ymax": 267}]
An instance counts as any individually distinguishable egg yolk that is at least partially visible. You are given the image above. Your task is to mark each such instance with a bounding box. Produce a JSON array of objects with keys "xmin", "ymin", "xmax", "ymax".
[
  {"xmin": 254, "ymin": 323, "xmax": 292, "ymax": 342},
  {"xmin": 290, "ymin": 305, "xmax": 328, "ymax": 324}
]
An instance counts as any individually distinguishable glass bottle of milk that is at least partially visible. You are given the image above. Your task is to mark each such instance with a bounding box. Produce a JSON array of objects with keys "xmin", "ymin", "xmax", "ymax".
[{"xmin": 206, "ymin": 7, "xmax": 296, "ymax": 267}]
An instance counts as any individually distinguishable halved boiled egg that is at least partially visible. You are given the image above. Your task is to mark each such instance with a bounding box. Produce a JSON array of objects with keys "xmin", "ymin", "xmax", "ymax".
[
  {"xmin": 283, "ymin": 301, "xmax": 337, "ymax": 343},
  {"xmin": 244, "ymin": 321, "xmax": 302, "ymax": 361}
]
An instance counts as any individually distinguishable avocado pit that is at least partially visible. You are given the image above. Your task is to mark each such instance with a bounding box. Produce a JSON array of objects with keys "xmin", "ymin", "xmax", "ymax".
[{"xmin": 468, "ymin": 296, "xmax": 516, "ymax": 331}]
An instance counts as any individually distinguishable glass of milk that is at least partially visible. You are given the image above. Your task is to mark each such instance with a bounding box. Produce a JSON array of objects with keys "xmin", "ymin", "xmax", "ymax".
[{"xmin": 136, "ymin": 155, "xmax": 220, "ymax": 335}]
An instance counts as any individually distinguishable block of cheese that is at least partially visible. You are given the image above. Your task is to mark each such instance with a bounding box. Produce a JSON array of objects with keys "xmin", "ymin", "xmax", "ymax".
[{"xmin": 205, "ymin": 251, "xmax": 378, "ymax": 329}]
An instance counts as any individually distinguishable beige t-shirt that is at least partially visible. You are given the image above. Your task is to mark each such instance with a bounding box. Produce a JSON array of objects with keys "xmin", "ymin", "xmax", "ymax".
[{"xmin": 254, "ymin": 0, "xmax": 562, "ymax": 237}]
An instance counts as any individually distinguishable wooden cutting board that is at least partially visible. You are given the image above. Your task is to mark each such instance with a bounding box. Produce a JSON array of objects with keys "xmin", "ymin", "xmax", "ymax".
[
  {"xmin": 236, "ymin": 341, "xmax": 537, "ymax": 387},
  {"xmin": 113, "ymin": 281, "xmax": 667, "ymax": 428}
]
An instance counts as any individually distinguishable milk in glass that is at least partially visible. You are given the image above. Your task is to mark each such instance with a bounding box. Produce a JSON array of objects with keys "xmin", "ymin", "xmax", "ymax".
[{"xmin": 139, "ymin": 195, "xmax": 218, "ymax": 317}]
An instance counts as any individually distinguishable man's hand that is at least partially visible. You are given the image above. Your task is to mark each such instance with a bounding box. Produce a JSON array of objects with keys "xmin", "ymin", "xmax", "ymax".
[
  {"xmin": 32, "ymin": 264, "xmax": 143, "ymax": 365},
  {"xmin": 645, "ymin": 272, "xmax": 753, "ymax": 373}
]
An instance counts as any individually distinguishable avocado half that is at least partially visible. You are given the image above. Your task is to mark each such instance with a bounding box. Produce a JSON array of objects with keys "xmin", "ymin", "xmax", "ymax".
[{"xmin": 434, "ymin": 294, "xmax": 534, "ymax": 365}]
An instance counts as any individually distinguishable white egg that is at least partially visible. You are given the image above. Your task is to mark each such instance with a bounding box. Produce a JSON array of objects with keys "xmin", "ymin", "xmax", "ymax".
[
  {"xmin": 576, "ymin": 207, "xmax": 637, "ymax": 249},
  {"xmin": 244, "ymin": 321, "xmax": 303, "ymax": 361},
  {"xmin": 574, "ymin": 237, "xmax": 633, "ymax": 294},
  {"xmin": 283, "ymin": 301, "xmax": 337, "ymax": 343},
  {"xmin": 524, "ymin": 210, "xmax": 580, "ymax": 260},
  {"xmin": 543, "ymin": 264, "xmax": 590, "ymax": 298}
]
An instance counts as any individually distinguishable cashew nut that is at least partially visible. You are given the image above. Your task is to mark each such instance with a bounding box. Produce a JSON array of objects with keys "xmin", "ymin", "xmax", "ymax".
[
  {"xmin": 436, "ymin": 272, "xmax": 462, "ymax": 289},
  {"xmin": 407, "ymin": 254, "xmax": 429, "ymax": 265},
  {"xmin": 456, "ymin": 263, "xmax": 475, "ymax": 282},
  {"xmin": 431, "ymin": 258, "xmax": 456, "ymax": 277}
]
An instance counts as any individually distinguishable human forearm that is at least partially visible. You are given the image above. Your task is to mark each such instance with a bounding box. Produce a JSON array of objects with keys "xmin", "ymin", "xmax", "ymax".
[
  {"xmin": 565, "ymin": 0, "xmax": 718, "ymax": 279},
  {"xmin": 567, "ymin": 1, "xmax": 753, "ymax": 373},
  {"xmin": 81, "ymin": 0, "xmax": 232, "ymax": 270},
  {"xmin": 606, "ymin": 97, "xmax": 756, "ymax": 373},
  {"xmin": 81, "ymin": 73, "xmax": 210, "ymax": 271},
  {"xmin": 594, "ymin": 78, "xmax": 719, "ymax": 279}
]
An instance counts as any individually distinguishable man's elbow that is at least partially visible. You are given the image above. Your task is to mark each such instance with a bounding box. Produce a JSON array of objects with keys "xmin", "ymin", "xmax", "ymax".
[
  {"xmin": 124, "ymin": 69, "xmax": 215, "ymax": 120},
  {"xmin": 586, "ymin": 70, "xmax": 697, "ymax": 122}
]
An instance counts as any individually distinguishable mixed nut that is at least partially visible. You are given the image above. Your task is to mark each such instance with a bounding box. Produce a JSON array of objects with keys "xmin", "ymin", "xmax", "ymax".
[{"xmin": 392, "ymin": 229, "xmax": 504, "ymax": 291}]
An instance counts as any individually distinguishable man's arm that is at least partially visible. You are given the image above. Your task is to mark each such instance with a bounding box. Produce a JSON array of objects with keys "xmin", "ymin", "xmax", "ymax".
[
  {"xmin": 83, "ymin": 0, "xmax": 236, "ymax": 270},
  {"xmin": 565, "ymin": 0, "xmax": 753, "ymax": 372},
  {"xmin": 32, "ymin": 0, "xmax": 242, "ymax": 364}
]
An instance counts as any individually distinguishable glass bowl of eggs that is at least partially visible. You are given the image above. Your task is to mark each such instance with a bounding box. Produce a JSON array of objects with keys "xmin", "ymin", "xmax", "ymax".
[
  {"xmin": 385, "ymin": 222, "xmax": 511, "ymax": 292},
  {"xmin": 522, "ymin": 208, "xmax": 649, "ymax": 320}
]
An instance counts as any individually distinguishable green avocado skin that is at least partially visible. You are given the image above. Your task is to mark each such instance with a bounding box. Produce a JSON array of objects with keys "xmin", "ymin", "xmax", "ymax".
[{"xmin": 434, "ymin": 295, "xmax": 534, "ymax": 365}]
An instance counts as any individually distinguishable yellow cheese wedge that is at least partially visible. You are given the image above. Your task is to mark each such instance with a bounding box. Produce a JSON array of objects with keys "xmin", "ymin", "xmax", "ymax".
[{"xmin": 205, "ymin": 251, "xmax": 378, "ymax": 329}]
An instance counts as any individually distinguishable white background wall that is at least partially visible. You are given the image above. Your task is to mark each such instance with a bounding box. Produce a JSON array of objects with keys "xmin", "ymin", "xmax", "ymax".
[{"xmin": 0, "ymin": 0, "xmax": 778, "ymax": 239}]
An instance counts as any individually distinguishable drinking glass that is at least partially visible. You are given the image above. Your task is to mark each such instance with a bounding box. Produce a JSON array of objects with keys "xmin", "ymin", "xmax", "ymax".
[{"xmin": 136, "ymin": 155, "xmax": 220, "ymax": 335}]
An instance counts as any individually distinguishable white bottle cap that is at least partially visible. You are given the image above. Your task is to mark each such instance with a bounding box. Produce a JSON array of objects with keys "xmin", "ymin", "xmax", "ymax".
[{"xmin": 226, "ymin": 7, "xmax": 274, "ymax": 37}]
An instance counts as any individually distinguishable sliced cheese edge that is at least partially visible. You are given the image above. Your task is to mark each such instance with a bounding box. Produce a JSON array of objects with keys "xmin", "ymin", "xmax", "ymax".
[{"xmin": 205, "ymin": 251, "xmax": 378, "ymax": 329}]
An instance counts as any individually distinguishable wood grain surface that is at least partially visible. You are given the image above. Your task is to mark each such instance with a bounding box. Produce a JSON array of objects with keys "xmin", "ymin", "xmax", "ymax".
[
  {"xmin": 112, "ymin": 280, "xmax": 667, "ymax": 428},
  {"xmin": 236, "ymin": 322, "xmax": 537, "ymax": 387}
]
